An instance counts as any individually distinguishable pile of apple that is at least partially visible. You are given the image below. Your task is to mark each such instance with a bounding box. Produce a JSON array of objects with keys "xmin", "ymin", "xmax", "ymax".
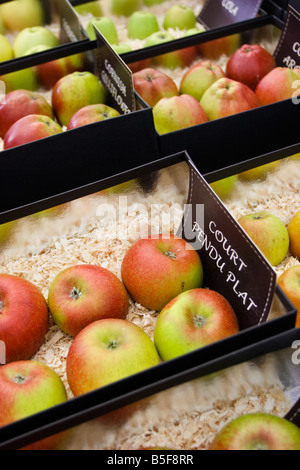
[{"xmin": 132, "ymin": 42, "xmax": 300, "ymax": 134}]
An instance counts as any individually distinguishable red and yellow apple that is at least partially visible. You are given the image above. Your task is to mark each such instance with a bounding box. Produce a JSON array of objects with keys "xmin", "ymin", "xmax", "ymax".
[
  {"xmin": 67, "ymin": 103, "xmax": 120, "ymax": 130},
  {"xmin": 144, "ymin": 32, "xmax": 197, "ymax": 70},
  {"xmin": 133, "ymin": 67, "xmax": 178, "ymax": 108},
  {"xmin": 0, "ymin": 274, "xmax": 49, "ymax": 363},
  {"xmin": 121, "ymin": 234, "xmax": 204, "ymax": 311},
  {"xmin": 197, "ymin": 33, "xmax": 241, "ymax": 60},
  {"xmin": 287, "ymin": 210, "xmax": 300, "ymax": 260},
  {"xmin": 154, "ymin": 288, "xmax": 239, "ymax": 361},
  {"xmin": 48, "ymin": 264, "xmax": 129, "ymax": 337},
  {"xmin": 179, "ymin": 60, "xmax": 226, "ymax": 102},
  {"xmin": 255, "ymin": 67, "xmax": 300, "ymax": 105},
  {"xmin": 278, "ymin": 265, "xmax": 300, "ymax": 328}
]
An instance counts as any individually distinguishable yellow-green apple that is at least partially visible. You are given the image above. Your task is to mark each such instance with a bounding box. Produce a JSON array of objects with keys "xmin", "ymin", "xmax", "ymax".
[
  {"xmin": 0, "ymin": 67, "xmax": 39, "ymax": 92},
  {"xmin": 179, "ymin": 60, "xmax": 226, "ymax": 102},
  {"xmin": 0, "ymin": 274, "xmax": 49, "ymax": 363},
  {"xmin": 0, "ymin": 34, "xmax": 14, "ymax": 62},
  {"xmin": 51, "ymin": 71, "xmax": 106, "ymax": 127},
  {"xmin": 143, "ymin": 0, "xmax": 166, "ymax": 5},
  {"xmin": 154, "ymin": 288, "xmax": 239, "ymax": 361},
  {"xmin": 74, "ymin": 0, "xmax": 103, "ymax": 16},
  {"xmin": 144, "ymin": 31, "xmax": 197, "ymax": 70},
  {"xmin": 210, "ymin": 413, "xmax": 300, "ymax": 450},
  {"xmin": 111, "ymin": 0, "xmax": 140, "ymax": 17},
  {"xmin": 238, "ymin": 161, "xmax": 280, "ymax": 181},
  {"xmin": 3, "ymin": 114, "xmax": 62, "ymax": 149},
  {"xmin": 0, "ymin": 360, "xmax": 68, "ymax": 450},
  {"xmin": 86, "ymin": 16, "xmax": 118, "ymax": 43},
  {"xmin": 0, "ymin": 221, "xmax": 16, "ymax": 246},
  {"xmin": 210, "ymin": 174, "xmax": 238, "ymax": 200},
  {"xmin": 198, "ymin": 33, "xmax": 241, "ymax": 60},
  {"xmin": 13, "ymin": 26, "xmax": 59, "ymax": 57},
  {"xmin": 133, "ymin": 67, "xmax": 178, "ymax": 107},
  {"xmin": 0, "ymin": 15, "xmax": 5, "ymax": 34},
  {"xmin": 127, "ymin": 11, "xmax": 159, "ymax": 40},
  {"xmin": 255, "ymin": 67, "xmax": 300, "ymax": 105},
  {"xmin": 112, "ymin": 43, "xmax": 132, "ymax": 54},
  {"xmin": 67, "ymin": 103, "xmax": 120, "ymax": 130},
  {"xmin": 287, "ymin": 210, "xmax": 300, "ymax": 259},
  {"xmin": 153, "ymin": 94, "xmax": 208, "ymax": 135},
  {"xmin": 226, "ymin": 44, "xmax": 276, "ymax": 91},
  {"xmin": 25, "ymin": 45, "xmax": 86, "ymax": 90},
  {"xmin": 200, "ymin": 77, "xmax": 259, "ymax": 121},
  {"xmin": 66, "ymin": 318, "xmax": 160, "ymax": 396},
  {"xmin": 48, "ymin": 264, "xmax": 129, "ymax": 337},
  {"xmin": 121, "ymin": 234, "xmax": 204, "ymax": 311},
  {"xmin": 0, "ymin": 89, "xmax": 53, "ymax": 139},
  {"xmin": 163, "ymin": 5, "xmax": 196, "ymax": 30},
  {"xmin": 238, "ymin": 211, "xmax": 289, "ymax": 266},
  {"xmin": 0, "ymin": 0, "xmax": 44, "ymax": 32},
  {"xmin": 278, "ymin": 265, "xmax": 300, "ymax": 328}
]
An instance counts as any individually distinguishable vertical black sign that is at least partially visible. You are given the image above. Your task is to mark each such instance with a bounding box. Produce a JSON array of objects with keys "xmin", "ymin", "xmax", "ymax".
[
  {"xmin": 59, "ymin": 0, "xmax": 87, "ymax": 44},
  {"xmin": 274, "ymin": 4, "xmax": 300, "ymax": 69},
  {"xmin": 95, "ymin": 27, "xmax": 136, "ymax": 114},
  {"xmin": 198, "ymin": 0, "xmax": 263, "ymax": 29},
  {"xmin": 178, "ymin": 158, "xmax": 276, "ymax": 330}
]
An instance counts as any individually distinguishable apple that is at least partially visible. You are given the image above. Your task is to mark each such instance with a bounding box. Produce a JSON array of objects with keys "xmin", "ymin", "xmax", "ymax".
[
  {"xmin": 238, "ymin": 211, "xmax": 289, "ymax": 266},
  {"xmin": 153, "ymin": 94, "xmax": 208, "ymax": 135},
  {"xmin": 51, "ymin": 71, "xmax": 106, "ymax": 127},
  {"xmin": 0, "ymin": 360, "xmax": 68, "ymax": 450},
  {"xmin": 210, "ymin": 174, "xmax": 238, "ymax": 200},
  {"xmin": 179, "ymin": 60, "xmax": 226, "ymax": 102},
  {"xmin": 0, "ymin": 89, "xmax": 54, "ymax": 139},
  {"xmin": 144, "ymin": 31, "xmax": 197, "ymax": 70},
  {"xmin": 112, "ymin": 43, "xmax": 132, "ymax": 54},
  {"xmin": 0, "ymin": 34, "xmax": 14, "ymax": 62},
  {"xmin": 121, "ymin": 234, "xmax": 204, "ymax": 311},
  {"xmin": 4, "ymin": 114, "xmax": 63, "ymax": 150},
  {"xmin": 13, "ymin": 26, "xmax": 59, "ymax": 58},
  {"xmin": 86, "ymin": 16, "xmax": 118, "ymax": 44},
  {"xmin": 198, "ymin": 33, "xmax": 241, "ymax": 60},
  {"xmin": 0, "ymin": 274, "xmax": 49, "ymax": 363},
  {"xmin": 226, "ymin": 44, "xmax": 276, "ymax": 91},
  {"xmin": 0, "ymin": 15, "xmax": 5, "ymax": 34},
  {"xmin": 163, "ymin": 5, "xmax": 196, "ymax": 31},
  {"xmin": 287, "ymin": 210, "xmax": 300, "ymax": 260},
  {"xmin": 74, "ymin": 1, "xmax": 103, "ymax": 16},
  {"xmin": 200, "ymin": 77, "xmax": 259, "ymax": 121},
  {"xmin": 127, "ymin": 11, "xmax": 159, "ymax": 40},
  {"xmin": 0, "ymin": 67, "xmax": 39, "ymax": 92},
  {"xmin": 66, "ymin": 318, "xmax": 161, "ymax": 396},
  {"xmin": 133, "ymin": 67, "xmax": 178, "ymax": 108},
  {"xmin": 48, "ymin": 264, "xmax": 129, "ymax": 337},
  {"xmin": 111, "ymin": 0, "xmax": 140, "ymax": 17},
  {"xmin": 255, "ymin": 67, "xmax": 300, "ymax": 105},
  {"xmin": 0, "ymin": 221, "xmax": 16, "ymax": 246},
  {"xmin": 0, "ymin": 0, "xmax": 44, "ymax": 32},
  {"xmin": 128, "ymin": 58, "xmax": 152, "ymax": 73},
  {"xmin": 238, "ymin": 161, "xmax": 281, "ymax": 181},
  {"xmin": 210, "ymin": 413, "xmax": 300, "ymax": 450},
  {"xmin": 154, "ymin": 288, "xmax": 239, "ymax": 361},
  {"xmin": 278, "ymin": 265, "xmax": 300, "ymax": 328},
  {"xmin": 143, "ymin": 0, "xmax": 166, "ymax": 5},
  {"xmin": 67, "ymin": 103, "xmax": 120, "ymax": 130}
]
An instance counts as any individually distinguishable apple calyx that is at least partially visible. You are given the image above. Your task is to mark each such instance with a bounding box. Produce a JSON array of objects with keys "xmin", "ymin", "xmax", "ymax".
[
  {"xmin": 14, "ymin": 374, "xmax": 27, "ymax": 384},
  {"xmin": 70, "ymin": 287, "xmax": 82, "ymax": 301},
  {"xmin": 164, "ymin": 251, "xmax": 176, "ymax": 259},
  {"xmin": 0, "ymin": 299, "xmax": 3, "ymax": 312},
  {"xmin": 194, "ymin": 314, "xmax": 206, "ymax": 328},
  {"xmin": 249, "ymin": 441, "xmax": 269, "ymax": 451},
  {"xmin": 107, "ymin": 339, "xmax": 118, "ymax": 350}
]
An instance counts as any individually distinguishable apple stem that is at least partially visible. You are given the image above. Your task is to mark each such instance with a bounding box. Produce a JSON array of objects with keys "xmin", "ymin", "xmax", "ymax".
[{"xmin": 70, "ymin": 287, "xmax": 82, "ymax": 301}]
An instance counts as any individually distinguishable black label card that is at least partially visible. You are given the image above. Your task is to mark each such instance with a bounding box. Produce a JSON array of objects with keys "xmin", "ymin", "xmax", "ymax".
[
  {"xmin": 59, "ymin": 0, "xmax": 86, "ymax": 44},
  {"xmin": 178, "ymin": 158, "xmax": 276, "ymax": 330},
  {"xmin": 274, "ymin": 4, "xmax": 300, "ymax": 69},
  {"xmin": 95, "ymin": 28, "xmax": 136, "ymax": 114},
  {"xmin": 198, "ymin": 0, "xmax": 263, "ymax": 29}
]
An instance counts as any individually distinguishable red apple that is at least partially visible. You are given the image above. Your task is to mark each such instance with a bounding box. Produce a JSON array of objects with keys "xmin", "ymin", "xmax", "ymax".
[
  {"xmin": 278, "ymin": 265, "xmax": 300, "ymax": 328},
  {"xmin": 66, "ymin": 318, "xmax": 161, "ymax": 396},
  {"xmin": 198, "ymin": 33, "xmax": 241, "ymax": 60},
  {"xmin": 133, "ymin": 67, "xmax": 179, "ymax": 108},
  {"xmin": 154, "ymin": 288, "xmax": 239, "ymax": 361},
  {"xmin": 0, "ymin": 360, "xmax": 68, "ymax": 450},
  {"xmin": 210, "ymin": 413, "xmax": 300, "ymax": 450},
  {"xmin": 48, "ymin": 264, "xmax": 129, "ymax": 337},
  {"xmin": 121, "ymin": 234, "xmax": 204, "ymax": 311},
  {"xmin": 0, "ymin": 274, "xmax": 49, "ymax": 363},
  {"xmin": 128, "ymin": 58, "xmax": 152, "ymax": 74},
  {"xmin": 200, "ymin": 77, "xmax": 259, "ymax": 121},
  {"xmin": 179, "ymin": 60, "xmax": 226, "ymax": 101},
  {"xmin": 153, "ymin": 94, "xmax": 208, "ymax": 134},
  {"xmin": 3, "ymin": 114, "xmax": 63, "ymax": 149},
  {"xmin": 255, "ymin": 67, "xmax": 300, "ymax": 105},
  {"xmin": 0, "ymin": 89, "xmax": 54, "ymax": 138},
  {"xmin": 226, "ymin": 44, "xmax": 276, "ymax": 91},
  {"xmin": 67, "ymin": 104, "xmax": 120, "ymax": 130}
]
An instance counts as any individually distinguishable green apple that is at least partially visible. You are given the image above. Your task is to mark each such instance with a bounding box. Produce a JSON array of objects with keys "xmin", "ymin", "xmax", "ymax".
[
  {"xmin": 210, "ymin": 413, "xmax": 300, "ymax": 450},
  {"xmin": 238, "ymin": 161, "xmax": 280, "ymax": 181},
  {"xmin": 154, "ymin": 288, "xmax": 239, "ymax": 361},
  {"xmin": 179, "ymin": 60, "xmax": 226, "ymax": 102},
  {"xmin": 143, "ymin": 0, "xmax": 166, "ymax": 5},
  {"xmin": 111, "ymin": 0, "xmax": 140, "ymax": 17},
  {"xmin": 127, "ymin": 11, "xmax": 159, "ymax": 40},
  {"xmin": 163, "ymin": 5, "xmax": 197, "ymax": 30},
  {"xmin": 144, "ymin": 31, "xmax": 197, "ymax": 69},
  {"xmin": 13, "ymin": 26, "xmax": 59, "ymax": 57},
  {"xmin": 0, "ymin": 360, "xmax": 68, "ymax": 450},
  {"xmin": 74, "ymin": 1, "xmax": 103, "ymax": 16},
  {"xmin": 278, "ymin": 265, "xmax": 300, "ymax": 328},
  {"xmin": 287, "ymin": 210, "xmax": 300, "ymax": 260},
  {"xmin": 0, "ymin": 67, "xmax": 39, "ymax": 92},
  {"xmin": 238, "ymin": 211, "xmax": 289, "ymax": 266},
  {"xmin": 0, "ymin": 15, "xmax": 5, "ymax": 34},
  {"xmin": 0, "ymin": 0, "xmax": 44, "ymax": 32},
  {"xmin": 86, "ymin": 17, "xmax": 118, "ymax": 44},
  {"xmin": 112, "ymin": 43, "xmax": 132, "ymax": 54},
  {"xmin": 0, "ymin": 34, "xmax": 14, "ymax": 62},
  {"xmin": 210, "ymin": 175, "xmax": 238, "ymax": 200},
  {"xmin": 66, "ymin": 318, "xmax": 161, "ymax": 396},
  {"xmin": 52, "ymin": 71, "xmax": 106, "ymax": 127}
]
